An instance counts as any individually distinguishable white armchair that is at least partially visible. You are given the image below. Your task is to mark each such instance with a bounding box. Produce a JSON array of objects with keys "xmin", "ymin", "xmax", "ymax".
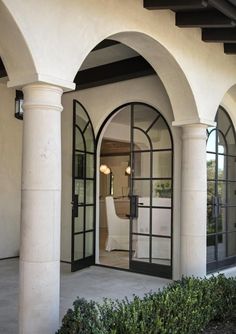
[{"xmin": 105, "ymin": 196, "xmax": 129, "ymax": 251}]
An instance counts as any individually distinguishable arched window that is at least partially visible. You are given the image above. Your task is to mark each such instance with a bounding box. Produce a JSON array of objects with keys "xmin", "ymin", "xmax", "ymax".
[{"xmin": 207, "ymin": 107, "xmax": 236, "ymax": 272}]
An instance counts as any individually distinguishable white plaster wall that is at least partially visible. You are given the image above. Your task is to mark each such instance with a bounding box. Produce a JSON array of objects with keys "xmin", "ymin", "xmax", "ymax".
[
  {"xmin": 0, "ymin": 84, "xmax": 22, "ymax": 258},
  {"xmin": 1, "ymin": 0, "xmax": 236, "ymax": 124},
  {"xmin": 61, "ymin": 75, "xmax": 182, "ymax": 279}
]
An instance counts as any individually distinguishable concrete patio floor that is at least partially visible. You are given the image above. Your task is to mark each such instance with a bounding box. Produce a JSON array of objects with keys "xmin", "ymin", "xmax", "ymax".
[{"xmin": 0, "ymin": 259, "xmax": 170, "ymax": 334}]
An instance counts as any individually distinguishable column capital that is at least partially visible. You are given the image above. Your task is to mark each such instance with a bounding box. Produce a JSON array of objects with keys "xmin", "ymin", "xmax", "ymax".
[
  {"xmin": 172, "ymin": 118, "xmax": 216, "ymax": 128},
  {"xmin": 23, "ymin": 83, "xmax": 63, "ymax": 113},
  {"xmin": 181, "ymin": 123, "xmax": 208, "ymax": 141}
]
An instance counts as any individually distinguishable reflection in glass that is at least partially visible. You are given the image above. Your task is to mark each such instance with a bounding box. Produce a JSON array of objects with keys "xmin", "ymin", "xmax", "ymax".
[
  {"xmin": 133, "ymin": 180, "xmax": 150, "ymax": 204},
  {"xmin": 84, "ymin": 124, "xmax": 94, "ymax": 152},
  {"xmin": 228, "ymin": 232, "xmax": 236, "ymax": 257},
  {"xmin": 74, "ymin": 234, "xmax": 83, "ymax": 260},
  {"xmin": 85, "ymin": 232, "xmax": 93, "ymax": 257},
  {"xmin": 153, "ymin": 151, "xmax": 172, "ymax": 178},
  {"xmin": 207, "ymin": 153, "xmax": 216, "ymax": 180},
  {"xmin": 136, "ymin": 208, "xmax": 150, "ymax": 234},
  {"xmin": 75, "ymin": 180, "xmax": 84, "ymax": 204},
  {"xmin": 153, "ymin": 180, "xmax": 172, "ymax": 201},
  {"xmin": 86, "ymin": 180, "xmax": 94, "ymax": 204},
  {"xmin": 152, "ymin": 208, "xmax": 171, "ymax": 236},
  {"xmin": 207, "ymin": 235, "xmax": 216, "ymax": 262},
  {"xmin": 152, "ymin": 237, "xmax": 171, "ymax": 263},
  {"xmin": 133, "ymin": 152, "xmax": 150, "ymax": 178},
  {"xmin": 76, "ymin": 128, "xmax": 84, "ymax": 151},
  {"xmin": 86, "ymin": 154, "xmax": 94, "ymax": 178},
  {"xmin": 86, "ymin": 206, "xmax": 94, "ymax": 231},
  {"xmin": 133, "ymin": 235, "xmax": 150, "ymax": 262},
  {"xmin": 74, "ymin": 207, "xmax": 84, "ymax": 233}
]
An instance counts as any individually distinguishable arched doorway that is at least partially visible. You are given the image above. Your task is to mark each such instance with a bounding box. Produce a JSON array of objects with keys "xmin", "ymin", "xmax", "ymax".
[
  {"xmin": 97, "ymin": 102, "xmax": 173, "ymax": 278},
  {"xmin": 207, "ymin": 107, "xmax": 236, "ymax": 272}
]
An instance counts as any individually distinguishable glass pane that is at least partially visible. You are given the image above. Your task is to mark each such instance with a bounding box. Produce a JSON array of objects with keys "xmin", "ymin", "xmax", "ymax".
[
  {"xmin": 217, "ymin": 108, "xmax": 230, "ymax": 135},
  {"xmin": 74, "ymin": 234, "xmax": 83, "ymax": 260},
  {"xmin": 217, "ymin": 181, "xmax": 226, "ymax": 204},
  {"xmin": 225, "ymin": 207, "xmax": 236, "ymax": 232},
  {"xmin": 153, "ymin": 151, "xmax": 172, "ymax": 178},
  {"xmin": 133, "ymin": 104, "xmax": 157, "ymax": 132},
  {"xmin": 133, "ymin": 128, "xmax": 150, "ymax": 150},
  {"xmin": 207, "ymin": 153, "xmax": 216, "ymax": 180},
  {"xmin": 76, "ymin": 103, "xmax": 89, "ymax": 128},
  {"xmin": 85, "ymin": 232, "xmax": 93, "ymax": 257},
  {"xmin": 75, "ymin": 180, "xmax": 84, "ymax": 204},
  {"xmin": 207, "ymin": 181, "xmax": 215, "ymax": 205},
  {"xmin": 227, "ymin": 183, "xmax": 236, "ymax": 206},
  {"xmin": 149, "ymin": 117, "xmax": 172, "ymax": 150},
  {"xmin": 152, "ymin": 208, "xmax": 171, "ymax": 237},
  {"xmin": 86, "ymin": 154, "xmax": 94, "ymax": 178},
  {"xmin": 133, "ymin": 180, "xmax": 150, "ymax": 205},
  {"xmin": 228, "ymin": 232, "xmax": 236, "ymax": 257},
  {"xmin": 132, "ymin": 235, "xmax": 150, "ymax": 262},
  {"xmin": 152, "ymin": 237, "xmax": 171, "ymax": 264},
  {"xmin": 133, "ymin": 152, "xmax": 150, "ymax": 178},
  {"xmin": 75, "ymin": 153, "xmax": 85, "ymax": 179},
  {"xmin": 227, "ymin": 156, "xmax": 236, "ymax": 181},
  {"xmin": 207, "ymin": 235, "xmax": 216, "ymax": 262},
  {"xmin": 76, "ymin": 128, "xmax": 84, "ymax": 151},
  {"xmin": 226, "ymin": 128, "xmax": 236, "ymax": 154},
  {"xmin": 217, "ymin": 155, "xmax": 226, "ymax": 180},
  {"xmin": 207, "ymin": 207, "xmax": 216, "ymax": 234},
  {"xmin": 84, "ymin": 124, "xmax": 94, "ymax": 152},
  {"xmin": 217, "ymin": 233, "xmax": 226, "ymax": 260},
  {"xmin": 86, "ymin": 206, "xmax": 94, "ymax": 231},
  {"xmin": 153, "ymin": 180, "xmax": 172, "ymax": 202},
  {"xmin": 136, "ymin": 207, "xmax": 150, "ymax": 234},
  {"xmin": 74, "ymin": 207, "xmax": 84, "ymax": 233},
  {"xmin": 207, "ymin": 129, "xmax": 216, "ymax": 152},
  {"xmin": 86, "ymin": 180, "xmax": 94, "ymax": 204},
  {"xmin": 218, "ymin": 132, "xmax": 226, "ymax": 154},
  {"xmin": 217, "ymin": 207, "xmax": 226, "ymax": 233}
]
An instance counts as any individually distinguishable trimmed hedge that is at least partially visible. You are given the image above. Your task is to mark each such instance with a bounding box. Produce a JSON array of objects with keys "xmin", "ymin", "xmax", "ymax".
[{"xmin": 57, "ymin": 275, "xmax": 236, "ymax": 334}]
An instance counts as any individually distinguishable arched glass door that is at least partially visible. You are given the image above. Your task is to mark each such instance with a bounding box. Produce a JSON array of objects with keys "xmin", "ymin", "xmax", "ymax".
[
  {"xmin": 129, "ymin": 103, "xmax": 173, "ymax": 278},
  {"xmin": 71, "ymin": 100, "xmax": 96, "ymax": 271},
  {"xmin": 207, "ymin": 107, "xmax": 236, "ymax": 272}
]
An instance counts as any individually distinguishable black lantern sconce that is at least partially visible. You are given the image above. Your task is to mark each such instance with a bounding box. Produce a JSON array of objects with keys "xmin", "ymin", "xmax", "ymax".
[{"xmin": 15, "ymin": 90, "xmax": 24, "ymax": 120}]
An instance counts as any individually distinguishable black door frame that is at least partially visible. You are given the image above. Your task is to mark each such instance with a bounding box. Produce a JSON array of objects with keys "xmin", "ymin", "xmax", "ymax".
[{"xmin": 96, "ymin": 102, "xmax": 174, "ymax": 279}]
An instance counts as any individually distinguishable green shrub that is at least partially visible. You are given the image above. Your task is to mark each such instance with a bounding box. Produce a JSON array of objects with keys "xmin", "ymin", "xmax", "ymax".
[{"xmin": 57, "ymin": 275, "xmax": 236, "ymax": 334}]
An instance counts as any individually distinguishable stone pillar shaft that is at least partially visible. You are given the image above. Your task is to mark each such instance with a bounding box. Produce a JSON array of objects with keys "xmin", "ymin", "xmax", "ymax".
[
  {"xmin": 181, "ymin": 124, "xmax": 207, "ymax": 277},
  {"xmin": 19, "ymin": 84, "xmax": 63, "ymax": 334}
]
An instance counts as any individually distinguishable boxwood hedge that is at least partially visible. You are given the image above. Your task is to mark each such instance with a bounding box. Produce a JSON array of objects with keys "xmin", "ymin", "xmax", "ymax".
[{"xmin": 57, "ymin": 274, "xmax": 236, "ymax": 334}]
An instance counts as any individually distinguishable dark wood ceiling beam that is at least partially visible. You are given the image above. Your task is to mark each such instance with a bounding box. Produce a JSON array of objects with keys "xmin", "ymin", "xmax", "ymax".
[
  {"xmin": 176, "ymin": 10, "xmax": 236, "ymax": 28},
  {"xmin": 92, "ymin": 39, "xmax": 120, "ymax": 51},
  {"xmin": 144, "ymin": 0, "xmax": 209, "ymax": 10},
  {"xmin": 202, "ymin": 27, "xmax": 236, "ymax": 42},
  {"xmin": 0, "ymin": 58, "xmax": 7, "ymax": 78},
  {"xmin": 208, "ymin": 0, "xmax": 236, "ymax": 21},
  {"xmin": 224, "ymin": 43, "xmax": 236, "ymax": 54},
  {"xmin": 74, "ymin": 56, "xmax": 155, "ymax": 90}
]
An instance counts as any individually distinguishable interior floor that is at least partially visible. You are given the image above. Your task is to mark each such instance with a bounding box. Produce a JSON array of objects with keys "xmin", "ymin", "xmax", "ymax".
[{"xmin": 99, "ymin": 227, "xmax": 129, "ymax": 269}]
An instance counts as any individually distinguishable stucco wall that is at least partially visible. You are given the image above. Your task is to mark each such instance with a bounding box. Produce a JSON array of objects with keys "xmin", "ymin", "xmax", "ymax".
[
  {"xmin": 61, "ymin": 74, "xmax": 182, "ymax": 279},
  {"xmin": 0, "ymin": 83, "xmax": 22, "ymax": 259}
]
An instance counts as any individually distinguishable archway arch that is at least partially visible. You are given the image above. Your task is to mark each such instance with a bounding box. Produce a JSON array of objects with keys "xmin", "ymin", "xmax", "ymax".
[{"xmin": 74, "ymin": 31, "xmax": 199, "ymax": 125}]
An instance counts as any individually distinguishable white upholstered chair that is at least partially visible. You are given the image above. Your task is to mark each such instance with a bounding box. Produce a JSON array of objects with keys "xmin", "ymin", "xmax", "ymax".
[{"xmin": 105, "ymin": 196, "xmax": 129, "ymax": 251}]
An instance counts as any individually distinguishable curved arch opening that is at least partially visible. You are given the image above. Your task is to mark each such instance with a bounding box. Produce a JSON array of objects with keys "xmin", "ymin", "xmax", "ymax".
[
  {"xmin": 96, "ymin": 102, "xmax": 173, "ymax": 278},
  {"xmin": 207, "ymin": 106, "xmax": 236, "ymax": 272}
]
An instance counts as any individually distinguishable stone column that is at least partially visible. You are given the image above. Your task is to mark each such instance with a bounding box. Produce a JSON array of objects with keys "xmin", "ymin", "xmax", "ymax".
[
  {"xmin": 19, "ymin": 84, "xmax": 63, "ymax": 334},
  {"xmin": 181, "ymin": 124, "xmax": 207, "ymax": 277}
]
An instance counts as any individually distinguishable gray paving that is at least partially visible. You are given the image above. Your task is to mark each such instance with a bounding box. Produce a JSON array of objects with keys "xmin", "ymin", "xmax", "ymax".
[{"xmin": 0, "ymin": 259, "xmax": 170, "ymax": 334}]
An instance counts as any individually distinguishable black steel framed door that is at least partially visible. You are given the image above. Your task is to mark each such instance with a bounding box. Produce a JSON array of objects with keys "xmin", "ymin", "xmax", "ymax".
[
  {"xmin": 71, "ymin": 100, "xmax": 96, "ymax": 271},
  {"xmin": 207, "ymin": 107, "xmax": 236, "ymax": 272},
  {"xmin": 129, "ymin": 103, "xmax": 173, "ymax": 279}
]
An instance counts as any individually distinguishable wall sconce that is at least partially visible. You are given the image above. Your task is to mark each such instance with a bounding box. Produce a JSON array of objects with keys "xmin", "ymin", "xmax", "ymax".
[
  {"xmin": 125, "ymin": 166, "xmax": 131, "ymax": 175},
  {"xmin": 15, "ymin": 90, "xmax": 24, "ymax": 120}
]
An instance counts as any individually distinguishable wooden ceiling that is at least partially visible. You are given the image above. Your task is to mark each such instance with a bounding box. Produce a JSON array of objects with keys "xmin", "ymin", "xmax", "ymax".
[{"xmin": 144, "ymin": 0, "xmax": 236, "ymax": 54}]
